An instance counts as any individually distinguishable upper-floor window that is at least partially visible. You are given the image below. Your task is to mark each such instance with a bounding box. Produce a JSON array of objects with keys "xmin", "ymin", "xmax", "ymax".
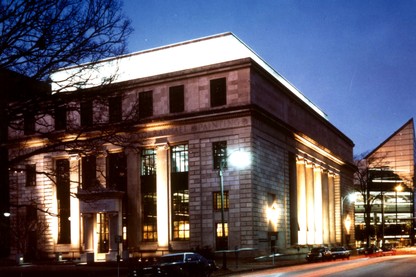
[
  {"xmin": 82, "ymin": 155, "xmax": 97, "ymax": 189},
  {"xmin": 213, "ymin": 191, "xmax": 229, "ymax": 210},
  {"xmin": 109, "ymin": 96, "xmax": 122, "ymax": 123},
  {"xmin": 24, "ymin": 113, "xmax": 35, "ymax": 135},
  {"xmin": 80, "ymin": 100, "xmax": 93, "ymax": 127},
  {"xmin": 26, "ymin": 164, "xmax": 36, "ymax": 187},
  {"xmin": 107, "ymin": 152, "xmax": 126, "ymax": 191},
  {"xmin": 138, "ymin": 91, "xmax": 153, "ymax": 119},
  {"xmin": 55, "ymin": 105, "xmax": 67, "ymax": 131},
  {"xmin": 210, "ymin": 77, "xmax": 226, "ymax": 107},
  {"xmin": 169, "ymin": 85, "xmax": 184, "ymax": 113},
  {"xmin": 213, "ymin": 141, "xmax": 227, "ymax": 169}
]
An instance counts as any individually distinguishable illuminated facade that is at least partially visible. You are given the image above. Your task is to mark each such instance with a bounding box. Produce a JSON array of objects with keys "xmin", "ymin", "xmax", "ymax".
[
  {"xmin": 7, "ymin": 33, "xmax": 354, "ymax": 261},
  {"xmin": 354, "ymin": 119, "xmax": 415, "ymax": 247}
]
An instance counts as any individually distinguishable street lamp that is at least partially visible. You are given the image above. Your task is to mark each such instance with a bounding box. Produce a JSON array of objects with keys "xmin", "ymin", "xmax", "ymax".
[
  {"xmin": 341, "ymin": 193, "xmax": 356, "ymax": 246},
  {"xmin": 218, "ymin": 149, "xmax": 250, "ymax": 269}
]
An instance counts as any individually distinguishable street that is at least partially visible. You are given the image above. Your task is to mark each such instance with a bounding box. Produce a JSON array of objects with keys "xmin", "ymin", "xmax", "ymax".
[{"xmin": 230, "ymin": 254, "xmax": 416, "ymax": 277}]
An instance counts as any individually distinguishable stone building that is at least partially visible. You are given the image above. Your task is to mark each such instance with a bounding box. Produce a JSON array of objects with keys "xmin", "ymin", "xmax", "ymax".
[{"xmin": 7, "ymin": 33, "xmax": 354, "ymax": 262}]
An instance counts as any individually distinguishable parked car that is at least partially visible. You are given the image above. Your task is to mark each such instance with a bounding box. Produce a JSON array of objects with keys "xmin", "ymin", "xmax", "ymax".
[
  {"xmin": 330, "ymin": 247, "xmax": 351, "ymax": 260},
  {"xmin": 381, "ymin": 244, "xmax": 396, "ymax": 255},
  {"xmin": 306, "ymin": 247, "xmax": 333, "ymax": 262},
  {"xmin": 364, "ymin": 245, "xmax": 383, "ymax": 257},
  {"xmin": 140, "ymin": 252, "xmax": 217, "ymax": 277}
]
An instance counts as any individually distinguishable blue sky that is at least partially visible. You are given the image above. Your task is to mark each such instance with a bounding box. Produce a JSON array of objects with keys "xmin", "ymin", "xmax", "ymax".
[{"xmin": 123, "ymin": 0, "xmax": 416, "ymax": 155}]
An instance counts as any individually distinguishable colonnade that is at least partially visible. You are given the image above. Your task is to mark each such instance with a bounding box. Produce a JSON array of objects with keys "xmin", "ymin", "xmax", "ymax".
[{"xmin": 296, "ymin": 157, "xmax": 337, "ymax": 245}]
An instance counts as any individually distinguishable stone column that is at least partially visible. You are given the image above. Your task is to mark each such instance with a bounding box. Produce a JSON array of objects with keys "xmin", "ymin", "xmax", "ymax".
[
  {"xmin": 313, "ymin": 166, "xmax": 323, "ymax": 244},
  {"xmin": 305, "ymin": 163, "xmax": 314, "ymax": 244},
  {"xmin": 296, "ymin": 158, "xmax": 307, "ymax": 245},
  {"xmin": 156, "ymin": 144, "xmax": 170, "ymax": 250},
  {"xmin": 321, "ymin": 172, "xmax": 330, "ymax": 244},
  {"xmin": 328, "ymin": 174, "xmax": 336, "ymax": 243}
]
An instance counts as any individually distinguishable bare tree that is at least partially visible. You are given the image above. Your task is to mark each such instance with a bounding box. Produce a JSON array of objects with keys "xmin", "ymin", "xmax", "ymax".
[
  {"xmin": 0, "ymin": 0, "xmax": 132, "ymax": 82},
  {"xmin": 354, "ymin": 152, "xmax": 402, "ymax": 247},
  {"xmin": 0, "ymin": 0, "xmax": 133, "ymax": 258}
]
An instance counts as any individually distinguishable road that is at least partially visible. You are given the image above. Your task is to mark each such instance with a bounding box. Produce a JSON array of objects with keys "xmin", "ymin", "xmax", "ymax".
[{"xmin": 229, "ymin": 254, "xmax": 416, "ymax": 277}]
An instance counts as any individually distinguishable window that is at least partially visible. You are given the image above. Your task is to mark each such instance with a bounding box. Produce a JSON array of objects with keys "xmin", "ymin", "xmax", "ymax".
[
  {"xmin": 171, "ymin": 145, "xmax": 189, "ymax": 240},
  {"xmin": 138, "ymin": 91, "xmax": 153, "ymax": 119},
  {"xmin": 213, "ymin": 141, "xmax": 227, "ymax": 169},
  {"xmin": 213, "ymin": 191, "xmax": 229, "ymax": 211},
  {"xmin": 81, "ymin": 155, "xmax": 96, "ymax": 189},
  {"xmin": 109, "ymin": 96, "xmax": 122, "ymax": 123},
  {"xmin": 141, "ymin": 149, "xmax": 157, "ymax": 241},
  {"xmin": 210, "ymin": 77, "xmax": 226, "ymax": 107},
  {"xmin": 24, "ymin": 113, "xmax": 35, "ymax": 135},
  {"xmin": 172, "ymin": 191, "xmax": 189, "ymax": 240},
  {"xmin": 97, "ymin": 213, "xmax": 109, "ymax": 253},
  {"xmin": 56, "ymin": 159, "xmax": 71, "ymax": 244},
  {"xmin": 172, "ymin": 144, "xmax": 189, "ymax": 173},
  {"xmin": 216, "ymin": 222, "xmax": 228, "ymax": 250},
  {"xmin": 169, "ymin": 85, "xmax": 184, "ymax": 113},
  {"xmin": 55, "ymin": 105, "xmax": 67, "ymax": 131},
  {"xmin": 80, "ymin": 100, "xmax": 93, "ymax": 127},
  {"xmin": 26, "ymin": 164, "xmax": 36, "ymax": 187},
  {"xmin": 107, "ymin": 152, "xmax": 126, "ymax": 191}
]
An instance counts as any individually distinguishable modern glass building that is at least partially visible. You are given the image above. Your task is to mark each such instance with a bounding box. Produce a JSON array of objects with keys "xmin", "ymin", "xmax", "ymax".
[{"xmin": 354, "ymin": 119, "xmax": 415, "ymax": 248}]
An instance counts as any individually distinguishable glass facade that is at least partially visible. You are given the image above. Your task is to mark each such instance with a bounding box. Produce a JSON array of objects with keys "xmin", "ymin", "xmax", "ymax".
[{"xmin": 354, "ymin": 120, "xmax": 415, "ymax": 248}]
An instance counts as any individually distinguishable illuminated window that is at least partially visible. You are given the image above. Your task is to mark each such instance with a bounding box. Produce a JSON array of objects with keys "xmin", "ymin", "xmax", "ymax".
[
  {"xmin": 80, "ymin": 100, "xmax": 93, "ymax": 127},
  {"xmin": 172, "ymin": 190, "xmax": 189, "ymax": 240},
  {"xmin": 213, "ymin": 141, "xmax": 227, "ymax": 169},
  {"xmin": 210, "ymin": 77, "xmax": 226, "ymax": 107},
  {"xmin": 169, "ymin": 85, "xmax": 184, "ymax": 113},
  {"xmin": 97, "ymin": 213, "xmax": 109, "ymax": 253},
  {"xmin": 213, "ymin": 191, "xmax": 229, "ymax": 211},
  {"xmin": 56, "ymin": 159, "xmax": 70, "ymax": 244},
  {"xmin": 138, "ymin": 91, "xmax": 153, "ymax": 119},
  {"xmin": 171, "ymin": 145, "xmax": 189, "ymax": 240},
  {"xmin": 141, "ymin": 149, "xmax": 157, "ymax": 241},
  {"xmin": 109, "ymin": 96, "xmax": 122, "ymax": 123},
  {"xmin": 26, "ymin": 164, "xmax": 36, "ymax": 187},
  {"xmin": 216, "ymin": 222, "xmax": 228, "ymax": 250}
]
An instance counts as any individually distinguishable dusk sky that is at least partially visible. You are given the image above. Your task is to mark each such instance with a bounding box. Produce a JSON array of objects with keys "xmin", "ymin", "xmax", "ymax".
[{"xmin": 123, "ymin": 0, "xmax": 416, "ymax": 156}]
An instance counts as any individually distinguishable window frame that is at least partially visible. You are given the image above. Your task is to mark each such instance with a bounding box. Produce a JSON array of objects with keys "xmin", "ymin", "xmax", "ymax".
[
  {"xmin": 213, "ymin": 141, "xmax": 227, "ymax": 170},
  {"xmin": 138, "ymin": 91, "xmax": 153, "ymax": 119},
  {"xmin": 169, "ymin": 85, "xmax": 184, "ymax": 113},
  {"xmin": 210, "ymin": 77, "xmax": 227, "ymax": 107},
  {"xmin": 108, "ymin": 95, "xmax": 122, "ymax": 123},
  {"xmin": 213, "ymin": 191, "xmax": 229, "ymax": 211}
]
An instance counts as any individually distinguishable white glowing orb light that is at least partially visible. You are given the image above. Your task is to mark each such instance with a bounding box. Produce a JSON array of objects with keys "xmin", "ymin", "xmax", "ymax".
[{"xmin": 228, "ymin": 150, "xmax": 251, "ymax": 169}]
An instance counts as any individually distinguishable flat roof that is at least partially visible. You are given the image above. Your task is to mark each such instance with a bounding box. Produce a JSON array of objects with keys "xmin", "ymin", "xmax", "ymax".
[{"xmin": 51, "ymin": 32, "xmax": 327, "ymax": 119}]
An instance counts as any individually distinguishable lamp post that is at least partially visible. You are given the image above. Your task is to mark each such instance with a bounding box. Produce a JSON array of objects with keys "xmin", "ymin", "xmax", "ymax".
[
  {"xmin": 218, "ymin": 150, "xmax": 250, "ymax": 269},
  {"xmin": 341, "ymin": 193, "xmax": 356, "ymax": 246}
]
